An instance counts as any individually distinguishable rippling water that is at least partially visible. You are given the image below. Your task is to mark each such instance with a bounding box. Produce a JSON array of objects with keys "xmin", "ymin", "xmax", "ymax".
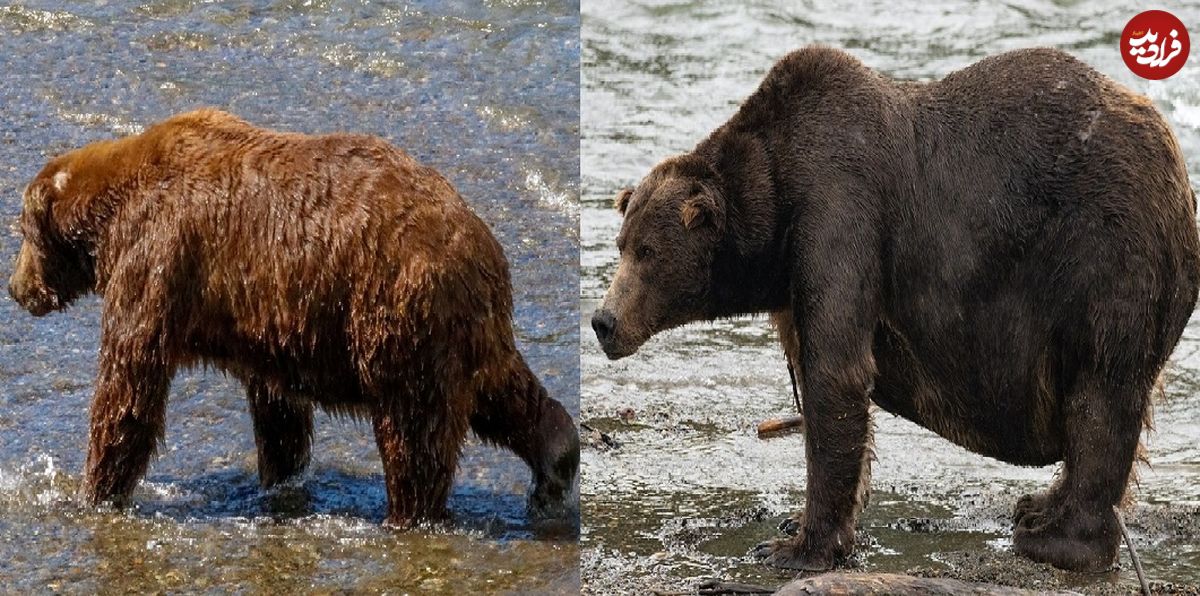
[
  {"xmin": 0, "ymin": 1, "xmax": 578, "ymax": 592},
  {"xmin": 581, "ymin": 0, "xmax": 1200, "ymax": 593}
]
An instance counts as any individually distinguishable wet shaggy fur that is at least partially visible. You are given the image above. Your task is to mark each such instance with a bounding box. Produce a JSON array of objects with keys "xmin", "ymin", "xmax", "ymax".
[
  {"xmin": 8, "ymin": 109, "xmax": 579, "ymax": 526},
  {"xmin": 592, "ymin": 47, "xmax": 1200, "ymax": 572}
]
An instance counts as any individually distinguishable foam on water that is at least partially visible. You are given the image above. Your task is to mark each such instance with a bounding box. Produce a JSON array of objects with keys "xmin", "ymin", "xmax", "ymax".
[{"xmin": 0, "ymin": 453, "xmax": 67, "ymax": 507}]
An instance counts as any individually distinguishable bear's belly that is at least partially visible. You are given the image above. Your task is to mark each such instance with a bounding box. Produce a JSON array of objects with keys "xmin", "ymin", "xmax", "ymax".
[
  {"xmin": 267, "ymin": 368, "xmax": 367, "ymax": 406},
  {"xmin": 872, "ymin": 387, "xmax": 1065, "ymax": 466},
  {"xmin": 870, "ymin": 322, "xmax": 1065, "ymax": 467},
  {"xmin": 200, "ymin": 340, "xmax": 369, "ymax": 408}
]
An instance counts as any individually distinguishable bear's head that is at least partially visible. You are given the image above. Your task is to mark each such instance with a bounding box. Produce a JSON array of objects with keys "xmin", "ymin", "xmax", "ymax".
[
  {"xmin": 8, "ymin": 160, "xmax": 97, "ymax": 316},
  {"xmin": 592, "ymin": 155, "xmax": 725, "ymax": 359}
]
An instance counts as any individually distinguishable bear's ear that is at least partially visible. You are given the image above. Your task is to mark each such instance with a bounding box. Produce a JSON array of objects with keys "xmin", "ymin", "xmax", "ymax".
[
  {"xmin": 52, "ymin": 170, "xmax": 70, "ymax": 194},
  {"xmin": 614, "ymin": 188, "xmax": 634, "ymax": 215},
  {"xmin": 681, "ymin": 189, "xmax": 723, "ymax": 231},
  {"xmin": 23, "ymin": 180, "xmax": 51, "ymax": 216}
]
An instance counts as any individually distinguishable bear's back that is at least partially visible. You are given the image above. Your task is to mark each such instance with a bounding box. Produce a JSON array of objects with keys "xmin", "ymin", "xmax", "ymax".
[{"xmin": 907, "ymin": 48, "xmax": 1192, "ymax": 234}]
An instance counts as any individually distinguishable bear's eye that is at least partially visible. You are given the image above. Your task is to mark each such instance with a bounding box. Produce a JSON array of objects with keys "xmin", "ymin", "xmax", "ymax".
[{"xmin": 635, "ymin": 245, "xmax": 654, "ymax": 261}]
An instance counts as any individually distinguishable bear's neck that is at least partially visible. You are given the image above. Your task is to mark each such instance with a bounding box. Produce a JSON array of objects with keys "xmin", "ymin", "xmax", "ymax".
[{"xmin": 693, "ymin": 130, "xmax": 793, "ymax": 317}]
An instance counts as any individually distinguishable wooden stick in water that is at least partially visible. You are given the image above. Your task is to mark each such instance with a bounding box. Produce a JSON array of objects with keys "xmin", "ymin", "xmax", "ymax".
[
  {"xmin": 1113, "ymin": 505, "xmax": 1150, "ymax": 596},
  {"xmin": 756, "ymin": 414, "xmax": 805, "ymax": 438}
]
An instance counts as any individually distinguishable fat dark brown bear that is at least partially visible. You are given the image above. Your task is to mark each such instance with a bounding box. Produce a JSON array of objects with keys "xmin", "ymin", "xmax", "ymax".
[
  {"xmin": 8, "ymin": 109, "xmax": 578, "ymax": 526},
  {"xmin": 592, "ymin": 47, "xmax": 1200, "ymax": 572}
]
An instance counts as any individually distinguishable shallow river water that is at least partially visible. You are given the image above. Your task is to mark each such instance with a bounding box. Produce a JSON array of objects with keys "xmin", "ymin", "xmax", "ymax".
[
  {"xmin": 0, "ymin": 1, "xmax": 579, "ymax": 593},
  {"xmin": 581, "ymin": 1, "xmax": 1200, "ymax": 593}
]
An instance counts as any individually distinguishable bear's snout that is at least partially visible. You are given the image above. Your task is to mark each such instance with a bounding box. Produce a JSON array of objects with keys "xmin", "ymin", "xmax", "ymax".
[
  {"xmin": 8, "ymin": 246, "xmax": 55, "ymax": 316},
  {"xmin": 592, "ymin": 308, "xmax": 639, "ymax": 359},
  {"xmin": 8, "ymin": 278, "xmax": 54, "ymax": 317},
  {"xmin": 591, "ymin": 308, "xmax": 617, "ymax": 348}
]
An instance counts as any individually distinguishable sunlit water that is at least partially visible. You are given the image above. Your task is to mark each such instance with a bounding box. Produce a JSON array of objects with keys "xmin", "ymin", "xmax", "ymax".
[
  {"xmin": 581, "ymin": 0, "xmax": 1200, "ymax": 593},
  {"xmin": 0, "ymin": 1, "xmax": 579, "ymax": 593}
]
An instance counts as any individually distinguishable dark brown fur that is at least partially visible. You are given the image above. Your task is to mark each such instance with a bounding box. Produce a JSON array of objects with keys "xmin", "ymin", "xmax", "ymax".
[
  {"xmin": 592, "ymin": 47, "xmax": 1200, "ymax": 571},
  {"xmin": 8, "ymin": 109, "xmax": 578, "ymax": 526}
]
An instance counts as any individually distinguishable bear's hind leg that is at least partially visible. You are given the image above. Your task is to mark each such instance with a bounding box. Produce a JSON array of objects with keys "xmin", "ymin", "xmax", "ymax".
[
  {"xmin": 470, "ymin": 352, "xmax": 578, "ymax": 517},
  {"xmin": 1012, "ymin": 377, "xmax": 1149, "ymax": 571},
  {"xmin": 246, "ymin": 381, "xmax": 314, "ymax": 487},
  {"xmin": 371, "ymin": 392, "xmax": 471, "ymax": 527}
]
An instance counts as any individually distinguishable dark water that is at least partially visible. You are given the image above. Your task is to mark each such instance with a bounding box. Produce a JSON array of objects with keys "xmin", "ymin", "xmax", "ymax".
[
  {"xmin": 581, "ymin": 0, "xmax": 1200, "ymax": 593},
  {"xmin": 0, "ymin": 1, "xmax": 579, "ymax": 593}
]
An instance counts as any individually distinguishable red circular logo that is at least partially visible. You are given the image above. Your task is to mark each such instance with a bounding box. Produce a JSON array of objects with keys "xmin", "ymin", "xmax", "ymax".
[{"xmin": 1122, "ymin": 10, "xmax": 1189, "ymax": 80}]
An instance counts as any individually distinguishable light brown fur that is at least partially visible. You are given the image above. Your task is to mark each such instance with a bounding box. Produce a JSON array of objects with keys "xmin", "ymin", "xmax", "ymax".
[{"xmin": 9, "ymin": 109, "xmax": 578, "ymax": 525}]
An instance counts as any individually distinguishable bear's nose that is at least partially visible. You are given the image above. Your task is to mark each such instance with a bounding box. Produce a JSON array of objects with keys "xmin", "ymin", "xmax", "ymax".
[
  {"xmin": 7, "ymin": 275, "xmax": 23, "ymax": 305},
  {"xmin": 591, "ymin": 309, "xmax": 617, "ymax": 344}
]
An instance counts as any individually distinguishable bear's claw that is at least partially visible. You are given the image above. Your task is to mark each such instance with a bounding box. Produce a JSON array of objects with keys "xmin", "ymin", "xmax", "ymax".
[
  {"xmin": 778, "ymin": 516, "xmax": 802, "ymax": 535},
  {"xmin": 1012, "ymin": 501, "xmax": 1119, "ymax": 572},
  {"xmin": 751, "ymin": 537, "xmax": 835, "ymax": 572},
  {"xmin": 1013, "ymin": 491, "xmax": 1052, "ymax": 527}
]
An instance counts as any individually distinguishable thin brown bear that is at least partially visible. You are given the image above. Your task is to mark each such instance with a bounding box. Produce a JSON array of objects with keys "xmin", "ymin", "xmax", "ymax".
[{"xmin": 8, "ymin": 109, "xmax": 578, "ymax": 526}]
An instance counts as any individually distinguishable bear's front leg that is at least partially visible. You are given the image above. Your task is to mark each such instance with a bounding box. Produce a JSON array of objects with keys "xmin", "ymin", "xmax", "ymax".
[
  {"xmin": 84, "ymin": 324, "xmax": 173, "ymax": 507},
  {"xmin": 753, "ymin": 195, "xmax": 881, "ymax": 571},
  {"xmin": 752, "ymin": 357, "xmax": 874, "ymax": 571}
]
